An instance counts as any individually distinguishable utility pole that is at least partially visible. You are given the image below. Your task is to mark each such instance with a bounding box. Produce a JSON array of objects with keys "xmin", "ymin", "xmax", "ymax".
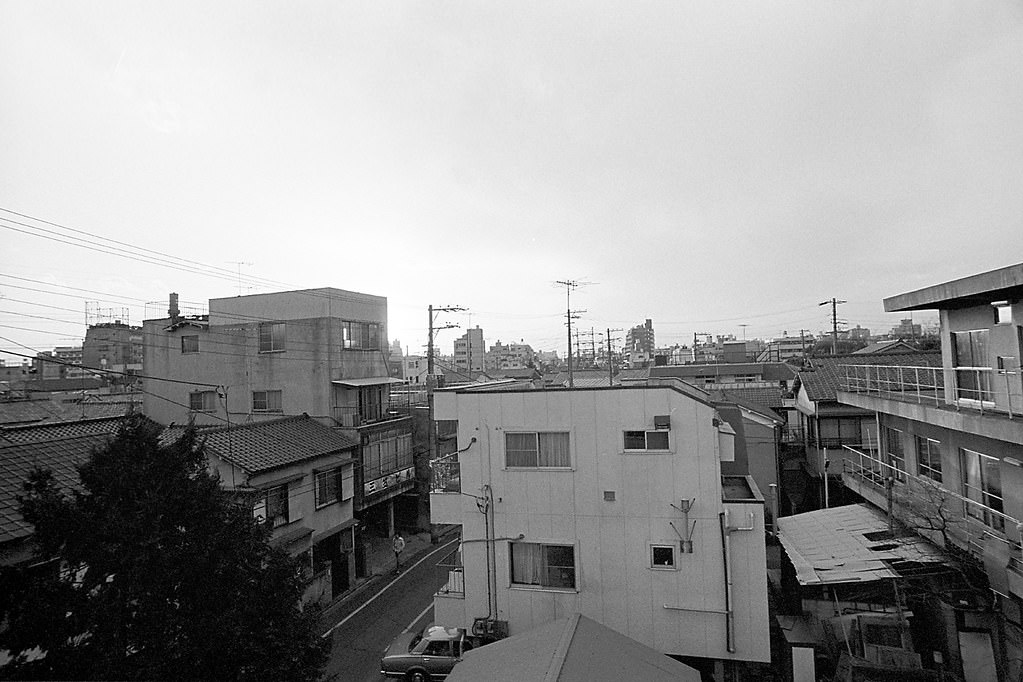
[
  {"xmin": 604, "ymin": 328, "xmax": 622, "ymax": 386},
  {"xmin": 692, "ymin": 331, "xmax": 710, "ymax": 363},
  {"xmin": 427, "ymin": 305, "xmax": 465, "ymax": 375},
  {"xmin": 555, "ymin": 280, "xmax": 590, "ymax": 387},
  {"xmin": 799, "ymin": 329, "xmax": 810, "ymax": 359},
  {"xmin": 819, "ymin": 298, "xmax": 846, "ymax": 355}
]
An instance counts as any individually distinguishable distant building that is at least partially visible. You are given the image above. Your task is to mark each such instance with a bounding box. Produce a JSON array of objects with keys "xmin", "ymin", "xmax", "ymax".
[
  {"xmin": 82, "ymin": 322, "xmax": 143, "ymax": 377},
  {"xmin": 402, "ymin": 354, "xmax": 428, "ymax": 384},
  {"xmin": 485, "ymin": 340, "xmax": 534, "ymax": 372},
  {"xmin": 889, "ymin": 318, "xmax": 922, "ymax": 339},
  {"xmin": 454, "ymin": 327, "xmax": 485, "ymax": 373},
  {"xmin": 625, "ymin": 319, "xmax": 655, "ymax": 368},
  {"xmin": 847, "ymin": 325, "xmax": 871, "ymax": 341},
  {"xmin": 756, "ymin": 333, "xmax": 814, "ymax": 362}
]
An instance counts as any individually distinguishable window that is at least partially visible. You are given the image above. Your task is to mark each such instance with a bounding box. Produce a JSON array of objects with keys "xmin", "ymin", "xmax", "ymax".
[
  {"xmin": 961, "ymin": 449, "xmax": 1004, "ymax": 531},
  {"xmin": 188, "ymin": 390, "xmax": 216, "ymax": 413},
  {"xmin": 915, "ymin": 436, "xmax": 942, "ymax": 482},
  {"xmin": 510, "ymin": 542, "xmax": 575, "ymax": 589},
  {"xmin": 651, "ymin": 545, "xmax": 676, "ymax": 569},
  {"xmin": 264, "ymin": 485, "xmax": 289, "ymax": 528},
  {"xmin": 258, "ymin": 322, "xmax": 286, "ymax": 352},
  {"xmin": 181, "ymin": 335, "xmax": 199, "ymax": 353},
  {"xmin": 252, "ymin": 390, "xmax": 283, "ymax": 412},
  {"xmin": 315, "ymin": 468, "xmax": 343, "ymax": 508},
  {"xmin": 952, "ymin": 330, "xmax": 991, "ymax": 402},
  {"xmin": 994, "ymin": 303, "xmax": 1012, "ymax": 325},
  {"xmin": 623, "ymin": 430, "xmax": 670, "ymax": 451},
  {"xmin": 882, "ymin": 426, "xmax": 905, "ymax": 482},
  {"xmin": 505, "ymin": 432, "xmax": 570, "ymax": 468},
  {"xmin": 342, "ymin": 321, "xmax": 381, "ymax": 350}
]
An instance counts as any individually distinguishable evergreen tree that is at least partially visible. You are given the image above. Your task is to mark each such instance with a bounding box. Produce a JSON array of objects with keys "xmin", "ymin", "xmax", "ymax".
[{"xmin": 0, "ymin": 415, "xmax": 328, "ymax": 681}]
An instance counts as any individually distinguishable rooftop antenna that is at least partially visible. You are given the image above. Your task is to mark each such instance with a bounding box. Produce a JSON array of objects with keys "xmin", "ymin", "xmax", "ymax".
[{"xmin": 228, "ymin": 262, "xmax": 254, "ymax": 295}]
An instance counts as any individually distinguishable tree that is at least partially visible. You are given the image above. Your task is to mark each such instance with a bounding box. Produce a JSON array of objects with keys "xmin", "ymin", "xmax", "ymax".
[{"xmin": 0, "ymin": 416, "xmax": 329, "ymax": 681}]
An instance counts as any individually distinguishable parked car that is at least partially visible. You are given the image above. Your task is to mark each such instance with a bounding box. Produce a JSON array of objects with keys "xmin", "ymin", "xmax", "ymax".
[{"xmin": 380, "ymin": 625, "xmax": 475, "ymax": 681}]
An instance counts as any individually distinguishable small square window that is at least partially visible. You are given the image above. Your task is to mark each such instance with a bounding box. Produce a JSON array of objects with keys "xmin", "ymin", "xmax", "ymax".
[
  {"xmin": 651, "ymin": 545, "xmax": 676, "ymax": 568},
  {"xmin": 181, "ymin": 335, "xmax": 199, "ymax": 353}
]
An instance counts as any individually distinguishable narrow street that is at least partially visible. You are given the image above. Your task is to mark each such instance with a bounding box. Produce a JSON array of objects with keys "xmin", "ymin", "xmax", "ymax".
[{"xmin": 321, "ymin": 538, "xmax": 459, "ymax": 682}]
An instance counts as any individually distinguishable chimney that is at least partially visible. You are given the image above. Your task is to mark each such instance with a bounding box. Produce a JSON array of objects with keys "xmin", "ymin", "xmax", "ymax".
[{"xmin": 169, "ymin": 292, "xmax": 180, "ymax": 321}]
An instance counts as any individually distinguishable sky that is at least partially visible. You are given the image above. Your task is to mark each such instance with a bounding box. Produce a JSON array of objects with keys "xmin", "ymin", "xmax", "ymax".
[{"xmin": 2, "ymin": 1, "xmax": 1022, "ymax": 363}]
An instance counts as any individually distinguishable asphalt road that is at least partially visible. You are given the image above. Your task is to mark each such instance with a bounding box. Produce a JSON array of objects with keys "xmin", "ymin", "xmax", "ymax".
[{"xmin": 321, "ymin": 538, "xmax": 459, "ymax": 682}]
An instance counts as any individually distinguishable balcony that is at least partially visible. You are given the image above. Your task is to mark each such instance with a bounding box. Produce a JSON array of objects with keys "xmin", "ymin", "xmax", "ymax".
[
  {"xmin": 332, "ymin": 406, "xmax": 409, "ymax": 428},
  {"xmin": 429, "ymin": 455, "xmax": 463, "ymax": 525},
  {"xmin": 435, "ymin": 547, "xmax": 464, "ymax": 599},
  {"xmin": 840, "ymin": 364, "xmax": 1021, "ymax": 419},
  {"xmin": 840, "ymin": 444, "xmax": 1019, "ymax": 562}
]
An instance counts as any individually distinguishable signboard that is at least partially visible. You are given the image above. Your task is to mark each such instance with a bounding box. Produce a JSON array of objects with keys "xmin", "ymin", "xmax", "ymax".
[{"xmin": 364, "ymin": 466, "xmax": 415, "ymax": 497}]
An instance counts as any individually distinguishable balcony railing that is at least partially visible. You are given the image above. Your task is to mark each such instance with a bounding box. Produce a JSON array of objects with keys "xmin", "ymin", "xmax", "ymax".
[
  {"xmin": 435, "ymin": 548, "xmax": 464, "ymax": 598},
  {"xmin": 841, "ymin": 364, "xmax": 1020, "ymax": 418},
  {"xmin": 430, "ymin": 455, "xmax": 461, "ymax": 494},
  {"xmin": 840, "ymin": 444, "xmax": 1020, "ymax": 561},
  {"xmin": 332, "ymin": 406, "xmax": 410, "ymax": 428}
]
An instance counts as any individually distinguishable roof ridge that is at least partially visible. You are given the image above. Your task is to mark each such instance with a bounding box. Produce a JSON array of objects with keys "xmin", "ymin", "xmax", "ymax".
[{"xmin": 200, "ymin": 413, "xmax": 310, "ymax": 434}]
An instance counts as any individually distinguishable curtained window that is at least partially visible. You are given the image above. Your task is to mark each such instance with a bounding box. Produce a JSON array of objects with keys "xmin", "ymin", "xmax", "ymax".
[
  {"xmin": 510, "ymin": 542, "xmax": 575, "ymax": 589},
  {"xmin": 505, "ymin": 432, "xmax": 570, "ymax": 468}
]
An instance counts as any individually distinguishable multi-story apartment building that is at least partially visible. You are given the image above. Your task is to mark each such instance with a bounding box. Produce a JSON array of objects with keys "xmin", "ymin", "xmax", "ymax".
[
  {"xmin": 142, "ymin": 289, "xmax": 414, "ymax": 555},
  {"xmin": 624, "ymin": 319, "xmax": 655, "ymax": 368},
  {"xmin": 835, "ymin": 262, "xmax": 1023, "ymax": 680},
  {"xmin": 82, "ymin": 322, "xmax": 143, "ymax": 376},
  {"xmin": 454, "ymin": 327, "xmax": 485, "ymax": 374},
  {"xmin": 429, "ymin": 378, "xmax": 770, "ymax": 677},
  {"xmin": 485, "ymin": 340, "xmax": 534, "ymax": 372}
]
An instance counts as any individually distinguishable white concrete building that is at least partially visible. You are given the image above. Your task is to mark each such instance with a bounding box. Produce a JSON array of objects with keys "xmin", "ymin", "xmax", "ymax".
[{"xmin": 429, "ymin": 379, "xmax": 771, "ymax": 674}]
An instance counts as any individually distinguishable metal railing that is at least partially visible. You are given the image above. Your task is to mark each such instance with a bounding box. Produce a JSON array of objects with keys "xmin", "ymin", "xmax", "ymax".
[
  {"xmin": 841, "ymin": 364, "xmax": 1020, "ymax": 419},
  {"xmin": 840, "ymin": 444, "xmax": 1020, "ymax": 561},
  {"xmin": 332, "ymin": 405, "xmax": 411, "ymax": 428},
  {"xmin": 430, "ymin": 455, "xmax": 461, "ymax": 494},
  {"xmin": 436, "ymin": 548, "xmax": 464, "ymax": 597}
]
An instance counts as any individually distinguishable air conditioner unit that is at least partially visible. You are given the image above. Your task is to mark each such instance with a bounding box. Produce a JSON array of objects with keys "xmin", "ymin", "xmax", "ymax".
[{"xmin": 654, "ymin": 415, "xmax": 670, "ymax": 430}]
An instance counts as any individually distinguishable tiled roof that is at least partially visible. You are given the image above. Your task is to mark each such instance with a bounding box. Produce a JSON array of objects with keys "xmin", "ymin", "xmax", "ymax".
[
  {"xmin": 796, "ymin": 352, "xmax": 942, "ymax": 403},
  {"xmin": 650, "ymin": 362, "xmax": 797, "ymax": 381},
  {"xmin": 0, "ymin": 433, "xmax": 112, "ymax": 543},
  {"xmin": 851, "ymin": 340, "xmax": 917, "ymax": 355},
  {"xmin": 0, "ymin": 399, "xmax": 137, "ymax": 426},
  {"xmin": 710, "ymin": 389, "xmax": 784, "ymax": 421},
  {"xmin": 711, "ymin": 386, "xmax": 787, "ymax": 411},
  {"xmin": 198, "ymin": 415, "xmax": 358, "ymax": 474},
  {"xmin": 0, "ymin": 416, "xmax": 128, "ymax": 444}
]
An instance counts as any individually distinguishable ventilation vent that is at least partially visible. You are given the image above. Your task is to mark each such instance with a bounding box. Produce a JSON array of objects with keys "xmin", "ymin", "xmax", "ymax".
[
  {"xmin": 654, "ymin": 415, "xmax": 671, "ymax": 430},
  {"xmin": 603, "ymin": 490, "xmax": 616, "ymax": 502}
]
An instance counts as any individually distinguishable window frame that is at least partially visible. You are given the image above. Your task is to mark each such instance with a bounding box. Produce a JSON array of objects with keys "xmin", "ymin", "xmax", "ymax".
[
  {"xmin": 504, "ymin": 431, "xmax": 571, "ymax": 469},
  {"xmin": 264, "ymin": 484, "xmax": 290, "ymax": 528},
  {"xmin": 258, "ymin": 322, "xmax": 286, "ymax": 353},
  {"xmin": 960, "ymin": 448, "xmax": 1004, "ymax": 531},
  {"xmin": 180, "ymin": 335, "xmax": 200, "ymax": 354},
  {"xmin": 252, "ymin": 389, "xmax": 283, "ymax": 413},
  {"xmin": 188, "ymin": 390, "xmax": 216, "ymax": 413},
  {"xmin": 881, "ymin": 426, "xmax": 906, "ymax": 482},
  {"xmin": 623, "ymin": 430, "xmax": 670, "ymax": 452},
  {"xmin": 650, "ymin": 544, "xmax": 677, "ymax": 570},
  {"xmin": 509, "ymin": 541, "xmax": 577, "ymax": 591},
  {"xmin": 314, "ymin": 468, "xmax": 343, "ymax": 509},
  {"xmin": 915, "ymin": 436, "xmax": 943, "ymax": 482}
]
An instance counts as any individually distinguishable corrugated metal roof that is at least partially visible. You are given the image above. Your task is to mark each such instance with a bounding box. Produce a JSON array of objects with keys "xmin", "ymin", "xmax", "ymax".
[
  {"xmin": 777, "ymin": 503, "xmax": 947, "ymax": 586},
  {"xmin": 199, "ymin": 415, "xmax": 358, "ymax": 474}
]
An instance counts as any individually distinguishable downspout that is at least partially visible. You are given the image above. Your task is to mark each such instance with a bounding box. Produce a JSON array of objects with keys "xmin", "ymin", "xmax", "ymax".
[{"xmin": 720, "ymin": 508, "xmax": 756, "ymax": 655}]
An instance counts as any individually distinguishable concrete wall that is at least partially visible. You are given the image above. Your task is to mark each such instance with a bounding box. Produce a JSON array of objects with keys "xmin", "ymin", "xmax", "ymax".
[
  {"xmin": 433, "ymin": 386, "xmax": 770, "ymax": 663},
  {"xmin": 209, "ymin": 287, "xmax": 387, "ymax": 334}
]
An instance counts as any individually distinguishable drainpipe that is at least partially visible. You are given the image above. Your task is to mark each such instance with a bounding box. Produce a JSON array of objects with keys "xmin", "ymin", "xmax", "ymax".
[{"xmin": 720, "ymin": 509, "xmax": 756, "ymax": 654}]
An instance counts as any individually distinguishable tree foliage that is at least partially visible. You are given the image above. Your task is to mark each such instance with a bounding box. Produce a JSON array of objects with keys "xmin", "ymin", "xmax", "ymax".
[{"xmin": 0, "ymin": 415, "xmax": 328, "ymax": 680}]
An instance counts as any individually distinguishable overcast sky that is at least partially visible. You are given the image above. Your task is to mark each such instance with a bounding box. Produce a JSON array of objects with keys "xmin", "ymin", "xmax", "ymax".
[{"xmin": 2, "ymin": 1, "xmax": 1022, "ymax": 361}]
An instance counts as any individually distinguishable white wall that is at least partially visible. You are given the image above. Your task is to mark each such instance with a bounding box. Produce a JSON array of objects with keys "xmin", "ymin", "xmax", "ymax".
[{"xmin": 434, "ymin": 385, "xmax": 770, "ymax": 663}]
